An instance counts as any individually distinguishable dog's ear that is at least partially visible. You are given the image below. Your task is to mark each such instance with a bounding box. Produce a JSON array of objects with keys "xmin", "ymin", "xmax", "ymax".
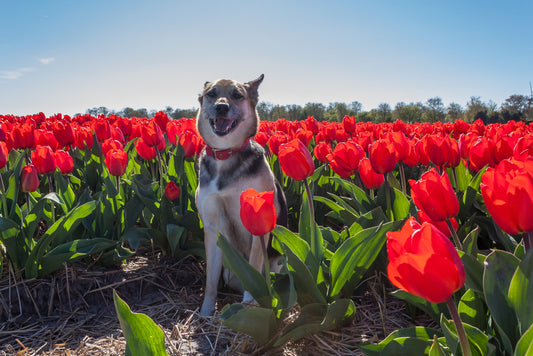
[
  {"xmin": 245, "ymin": 74, "xmax": 264, "ymax": 107},
  {"xmin": 198, "ymin": 81, "xmax": 213, "ymax": 105}
]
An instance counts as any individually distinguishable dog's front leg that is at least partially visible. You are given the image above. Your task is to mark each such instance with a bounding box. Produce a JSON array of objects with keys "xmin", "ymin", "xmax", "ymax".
[
  {"xmin": 242, "ymin": 233, "xmax": 269, "ymax": 304},
  {"xmin": 200, "ymin": 230, "xmax": 223, "ymax": 315}
]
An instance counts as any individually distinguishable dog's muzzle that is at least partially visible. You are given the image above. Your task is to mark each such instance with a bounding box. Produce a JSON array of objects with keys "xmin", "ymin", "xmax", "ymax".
[{"xmin": 209, "ymin": 117, "xmax": 239, "ymax": 136}]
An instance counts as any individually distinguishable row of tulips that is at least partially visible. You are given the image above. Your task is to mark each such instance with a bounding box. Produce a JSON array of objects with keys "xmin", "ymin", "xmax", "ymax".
[{"xmin": 1, "ymin": 111, "xmax": 533, "ymax": 354}]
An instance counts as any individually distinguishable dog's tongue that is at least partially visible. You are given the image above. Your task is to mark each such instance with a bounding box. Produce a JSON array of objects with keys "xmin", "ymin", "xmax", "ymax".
[{"xmin": 213, "ymin": 118, "xmax": 235, "ymax": 133}]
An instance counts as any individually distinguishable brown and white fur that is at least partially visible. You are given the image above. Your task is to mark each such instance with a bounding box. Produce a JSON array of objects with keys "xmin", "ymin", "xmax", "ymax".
[{"xmin": 195, "ymin": 74, "xmax": 287, "ymax": 315}]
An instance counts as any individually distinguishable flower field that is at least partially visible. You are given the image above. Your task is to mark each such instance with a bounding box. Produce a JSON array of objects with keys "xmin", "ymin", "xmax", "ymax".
[{"xmin": 1, "ymin": 111, "xmax": 533, "ymax": 355}]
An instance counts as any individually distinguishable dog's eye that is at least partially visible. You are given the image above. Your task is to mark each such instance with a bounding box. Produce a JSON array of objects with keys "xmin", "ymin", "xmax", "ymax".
[
  {"xmin": 206, "ymin": 90, "xmax": 217, "ymax": 98},
  {"xmin": 232, "ymin": 91, "xmax": 244, "ymax": 100}
]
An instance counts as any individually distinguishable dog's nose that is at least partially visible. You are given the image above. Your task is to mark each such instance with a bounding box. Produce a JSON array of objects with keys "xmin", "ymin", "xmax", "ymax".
[{"xmin": 215, "ymin": 103, "xmax": 230, "ymax": 116}]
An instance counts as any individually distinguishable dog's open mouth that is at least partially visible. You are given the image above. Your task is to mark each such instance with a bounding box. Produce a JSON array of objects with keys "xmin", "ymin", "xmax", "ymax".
[{"xmin": 209, "ymin": 117, "xmax": 239, "ymax": 136}]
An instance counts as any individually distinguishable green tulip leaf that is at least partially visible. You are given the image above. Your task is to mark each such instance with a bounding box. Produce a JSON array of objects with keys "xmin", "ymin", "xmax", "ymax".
[
  {"xmin": 329, "ymin": 176, "xmax": 374, "ymax": 212},
  {"xmin": 24, "ymin": 200, "xmax": 97, "ymax": 278},
  {"xmin": 113, "ymin": 290, "xmax": 169, "ymax": 356},
  {"xmin": 220, "ymin": 303, "xmax": 279, "ymax": 347},
  {"xmin": 314, "ymin": 195, "xmax": 359, "ymax": 226},
  {"xmin": 514, "ymin": 322, "xmax": 533, "ymax": 356},
  {"xmin": 429, "ymin": 334, "xmax": 450, "ymax": 356},
  {"xmin": 391, "ymin": 289, "xmax": 449, "ymax": 322},
  {"xmin": 166, "ymin": 224, "xmax": 186, "ymax": 257},
  {"xmin": 300, "ymin": 185, "xmax": 324, "ymax": 262},
  {"xmin": 0, "ymin": 217, "xmax": 22, "ymax": 269},
  {"xmin": 183, "ymin": 160, "xmax": 197, "ymax": 193},
  {"xmin": 54, "ymin": 172, "xmax": 76, "ymax": 212},
  {"xmin": 39, "ymin": 238, "xmax": 118, "ymax": 276},
  {"xmin": 217, "ymin": 234, "xmax": 272, "ymax": 309},
  {"xmin": 458, "ymin": 250, "xmax": 484, "ymax": 293},
  {"xmin": 271, "ymin": 225, "xmax": 311, "ymax": 262},
  {"xmin": 330, "ymin": 221, "xmax": 395, "ymax": 298},
  {"xmin": 483, "ymin": 249, "xmax": 521, "ymax": 353},
  {"xmin": 458, "ymin": 289, "xmax": 487, "ymax": 331},
  {"xmin": 440, "ymin": 315, "xmax": 495, "ymax": 356},
  {"xmin": 360, "ymin": 327, "xmax": 443, "ymax": 356},
  {"xmin": 391, "ymin": 188, "xmax": 410, "ymax": 221},
  {"xmin": 273, "ymin": 299, "xmax": 355, "ymax": 347},
  {"xmin": 281, "ymin": 242, "xmax": 327, "ymax": 306},
  {"xmin": 508, "ymin": 250, "xmax": 533, "ymax": 335}
]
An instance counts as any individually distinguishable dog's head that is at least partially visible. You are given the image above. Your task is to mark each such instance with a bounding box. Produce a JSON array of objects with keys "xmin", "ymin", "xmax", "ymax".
[{"xmin": 196, "ymin": 74, "xmax": 264, "ymax": 149}]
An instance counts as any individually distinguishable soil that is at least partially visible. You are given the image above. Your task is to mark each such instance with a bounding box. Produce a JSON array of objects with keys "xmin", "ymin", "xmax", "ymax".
[{"xmin": 0, "ymin": 248, "xmax": 436, "ymax": 355}]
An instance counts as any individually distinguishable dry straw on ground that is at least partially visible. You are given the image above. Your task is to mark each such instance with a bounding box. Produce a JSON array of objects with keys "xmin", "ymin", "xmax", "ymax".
[{"xmin": 0, "ymin": 249, "xmax": 436, "ymax": 355}]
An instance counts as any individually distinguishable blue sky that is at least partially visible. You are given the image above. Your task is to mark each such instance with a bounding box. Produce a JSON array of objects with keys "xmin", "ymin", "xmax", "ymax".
[{"xmin": 1, "ymin": 0, "xmax": 532, "ymax": 116}]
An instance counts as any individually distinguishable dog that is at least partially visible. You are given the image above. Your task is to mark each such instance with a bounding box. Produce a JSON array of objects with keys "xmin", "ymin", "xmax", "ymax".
[{"xmin": 195, "ymin": 74, "xmax": 287, "ymax": 316}]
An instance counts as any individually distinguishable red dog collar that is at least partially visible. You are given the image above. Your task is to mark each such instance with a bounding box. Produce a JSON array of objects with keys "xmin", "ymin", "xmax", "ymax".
[{"xmin": 205, "ymin": 138, "xmax": 250, "ymax": 160}]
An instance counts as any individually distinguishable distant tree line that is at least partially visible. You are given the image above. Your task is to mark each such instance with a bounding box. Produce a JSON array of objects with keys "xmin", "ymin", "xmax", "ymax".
[{"xmin": 85, "ymin": 93, "xmax": 533, "ymax": 124}]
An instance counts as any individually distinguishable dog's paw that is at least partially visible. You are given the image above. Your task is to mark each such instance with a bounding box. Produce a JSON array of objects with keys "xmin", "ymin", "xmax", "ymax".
[
  {"xmin": 241, "ymin": 291, "xmax": 258, "ymax": 306},
  {"xmin": 199, "ymin": 305, "xmax": 215, "ymax": 316},
  {"xmin": 200, "ymin": 301, "xmax": 215, "ymax": 316}
]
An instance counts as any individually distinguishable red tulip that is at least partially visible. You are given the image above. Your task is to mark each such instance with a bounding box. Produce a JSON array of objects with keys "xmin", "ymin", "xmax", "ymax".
[
  {"xmin": 342, "ymin": 115, "xmax": 356, "ymax": 134},
  {"xmin": 387, "ymin": 217, "xmax": 465, "ymax": 304},
  {"xmin": 313, "ymin": 141, "xmax": 332, "ymax": 163},
  {"xmin": 403, "ymin": 139, "xmax": 420, "ymax": 167},
  {"xmin": 295, "ymin": 128, "xmax": 313, "ymax": 148},
  {"xmin": 513, "ymin": 135, "xmax": 533, "ymax": 160},
  {"xmin": 326, "ymin": 141, "xmax": 364, "ymax": 178},
  {"xmin": 369, "ymin": 139, "xmax": 398, "ymax": 174},
  {"xmin": 480, "ymin": 158, "xmax": 533, "ymax": 235},
  {"xmin": 165, "ymin": 181, "xmax": 181, "ymax": 201},
  {"xmin": 52, "ymin": 121, "xmax": 75, "ymax": 148},
  {"xmin": 254, "ymin": 131, "xmax": 269, "ymax": 147},
  {"xmin": 115, "ymin": 117, "xmax": 132, "ymax": 139},
  {"xmin": 0, "ymin": 141, "xmax": 7, "ymax": 169},
  {"xmin": 469, "ymin": 137, "xmax": 496, "ymax": 172},
  {"xmin": 74, "ymin": 126, "xmax": 94, "ymax": 150},
  {"xmin": 102, "ymin": 139, "xmax": 124, "ymax": 157},
  {"xmin": 240, "ymin": 188, "xmax": 277, "ymax": 236},
  {"xmin": 21, "ymin": 164, "xmax": 40, "ymax": 192},
  {"xmin": 141, "ymin": 121, "xmax": 165, "ymax": 148},
  {"xmin": 267, "ymin": 132, "xmax": 288, "ymax": 156},
  {"xmin": 11, "ymin": 124, "xmax": 35, "ymax": 150},
  {"xmin": 424, "ymin": 135, "xmax": 460, "ymax": 168},
  {"xmin": 383, "ymin": 132, "xmax": 410, "ymax": 163},
  {"xmin": 153, "ymin": 111, "xmax": 170, "ymax": 131},
  {"xmin": 358, "ymin": 157, "xmax": 385, "ymax": 189},
  {"xmin": 179, "ymin": 130, "xmax": 199, "ymax": 158},
  {"xmin": 94, "ymin": 120, "xmax": 112, "ymax": 142},
  {"xmin": 34, "ymin": 129, "xmax": 60, "ymax": 151},
  {"xmin": 31, "ymin": 145, "xmax": 56, "ymax": 175},
  {"xmin": 278, "ymin": 139, "xmax": 315, "ymax": 181},
  {"xmin": 417, "ymin": 209, "xmax": 459, "ymax": 238},
  {"xmin": 135, "ymin": 138, "xmax": 157, "ymax": 160},
  {"xmin": 409, "ymin": 168, "xmax": 459, "ymax": 222},
  {"xmin": 54, "ymin": 150, "xmax": 73, "ymax": 175},
  {"xmin": 105, "ymin": 149, "xmax": 128, "ymax": 177}
]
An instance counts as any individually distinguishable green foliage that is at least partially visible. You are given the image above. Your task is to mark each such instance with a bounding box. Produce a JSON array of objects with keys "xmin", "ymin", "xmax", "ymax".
[{"xmin": 113, "ymin": 290, "xmax": 169, "ymax": 356}]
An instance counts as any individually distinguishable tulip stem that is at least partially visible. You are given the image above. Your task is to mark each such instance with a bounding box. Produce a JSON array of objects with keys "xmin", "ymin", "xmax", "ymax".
[
  {"xmin": 446, "ymin": 218, "xmax": 463, "ymax": 249},
  {"xmin": 115, "ymin": 176, "xmax": 121, "ymax": 240},
  {"xmin": 304, "ymin": 178, "xmax": 319, "ymax": 258},
  {"xmin": 452, "ymin": 166, "xmax": 459, "ymax": 190},
  {"xmin": 26, "ymin": 192, "xmax": 31, "ymax": 213},
  {"xmin": 259, "ymin": 234, "xmax": 271, "ymax": 289},
  {"xmin": 399, "ymin": 162, "xmax": 406, "ymax": 194},
  {"xmin": 304, "ymin": 179, "xmax": 315, "ymax": 221},
  {"xmin": 48, "ymin": 173, "xmax": 55, "ymax": 223},
  {"xmin": 156, "ymin": 151, "xmax": 166, "ymax": 198},
  {"xmin": 446, "ymin": 297, "xmax": 471, "ymax": 356},
  {"xmin": 384, "ymin": 175, "xmax": 392, "ymax": 220},
  {"xmin": 524, "ymin": 231, "xmax": 532, "ymax": 253},
  {"xmin": 0, "ymin": 174, "xmax": 8, "ymax": 218}
]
